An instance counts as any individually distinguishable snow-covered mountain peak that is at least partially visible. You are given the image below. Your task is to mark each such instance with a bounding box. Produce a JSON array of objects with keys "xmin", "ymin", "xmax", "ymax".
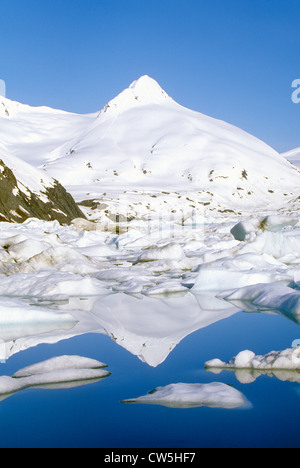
[
  {"xmin": 129, "ymin": 75, "xmax": 170, "ymax": 101},
  {"xmin": 102, "ymin": 75, "xmax": 173, "ymax": 114}
]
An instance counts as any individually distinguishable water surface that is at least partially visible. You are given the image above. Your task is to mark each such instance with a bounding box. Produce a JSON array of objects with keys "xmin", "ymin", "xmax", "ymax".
[{"xmin": 0, "ymin": 293, "xmax": 299, "ymax": 448}]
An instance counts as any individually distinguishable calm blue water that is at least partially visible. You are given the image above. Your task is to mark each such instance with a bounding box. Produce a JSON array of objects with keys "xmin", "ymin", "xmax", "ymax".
[{"xmin": 0, "ymin": 305, "xmax": 299, "ymax": 448}]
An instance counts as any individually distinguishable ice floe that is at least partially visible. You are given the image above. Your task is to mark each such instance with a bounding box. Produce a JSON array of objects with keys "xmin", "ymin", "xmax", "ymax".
[
  {"xmin": 13, "ymin": 355, "xmax": 108, "ymax": 377},
  {"xmin": 205, "ymin": 347, "xmax": 300, "ymax": 383},
  {"xmin": 220, "ymin": 283, "xmax": 300, "ymax": 321},
  {"xmin": 0, "ymin": 355, "xmax": 110, "ymax": 401},
  {"xmin": 122, "ymin": 382, "xmax": 247, "ymax": 409},
  {"xmin": 205, "ymin": 347, "xmax": 300, "ymax": 370}
]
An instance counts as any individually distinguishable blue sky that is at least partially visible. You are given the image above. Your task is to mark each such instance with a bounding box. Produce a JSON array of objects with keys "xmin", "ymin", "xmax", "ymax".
[{"xmin": 0, "ymin": 0, "xmax": 299, "ymax": 152}]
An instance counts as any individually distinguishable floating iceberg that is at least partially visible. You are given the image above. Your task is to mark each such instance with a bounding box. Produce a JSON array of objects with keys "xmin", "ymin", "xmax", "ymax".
[
  {"xmin": 122, "ymin": 382, "xmax": 247, "ymax": 409},
  {"xmin": 13, "ymin": 355, "xmax": 108, "ymax": 377},
  {"xmin": 221, "ymin": 283, "xmax": 300, "ymax": 321},
  {"xmin": 205, "ymin": 347, "xmax": 300, "ymax": 371},
  {"xmin": 0, "ymin": 355, "xmax": 110, "ymax": 401},
  {"xmin": 192, "ymin": 260, "xmax": 291, "ymax": 293}
]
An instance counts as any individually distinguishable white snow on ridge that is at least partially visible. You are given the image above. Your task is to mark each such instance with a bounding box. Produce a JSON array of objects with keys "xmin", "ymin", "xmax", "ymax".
[
  {"xmin": 0, "ymin": 142, "xmax": 54, "ymax": 196},
  {"xmin": 282, "ymin": 147, "xmax": 300, "ymax": 168}
]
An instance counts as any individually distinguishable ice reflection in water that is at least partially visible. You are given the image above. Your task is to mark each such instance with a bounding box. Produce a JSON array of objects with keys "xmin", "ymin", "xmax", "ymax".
[{"xmin": 0, "ymin": 291, "xmax": 239, "ymax": 367}]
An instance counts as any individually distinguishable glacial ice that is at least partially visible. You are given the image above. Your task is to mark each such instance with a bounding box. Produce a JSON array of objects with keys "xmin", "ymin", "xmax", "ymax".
[
  {"xmin": 0, "ymin": 355, "xmax": 110, "ymax": 400},
  {"xmin": 230, "ymin": 216, "xmax": 298, "ymax": 242},
  {"xmin": 0, "ymin": 271, "xmax": 110, "ymax": 299},
  {"xmin": 0, "ymin": 208, "xmax": 299, "ymax": 366},
  {"xmin": 205, "ymin": 347, "xmax": 300, "ymax": 371},
  {"xmin": 122, "ymin": 382, "xmax": 247, "ymax": 409},
  {"xmin": 221, "ymin": 283, "xmax": 300, "ymax": 318},
  {"xmin": 13, "ymin": 355, "xmax": 107, "ymax": 377}
]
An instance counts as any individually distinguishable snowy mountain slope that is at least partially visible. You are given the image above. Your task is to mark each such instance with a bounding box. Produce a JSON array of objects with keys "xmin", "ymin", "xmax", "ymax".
[
  {"xmin": 0, "ymin": 96, "xmax": 95, "ymax": 168},
  {"xmin": 40, "ymin": 76, "xmax": 300, "ymax": 205},
  {"xmin": 1, "ymin": 76, "xmax": 300, "ymax": 214},
  {"xmin": 282, "ymin": 147, "xmax": 300, "ymax": 168},
  {"xmin": 0, "ymin": 142, "xmax": 85, "ymax": 223}
]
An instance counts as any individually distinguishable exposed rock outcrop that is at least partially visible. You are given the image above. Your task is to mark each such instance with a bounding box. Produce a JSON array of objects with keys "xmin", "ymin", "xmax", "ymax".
[{"xmin": 0, "ymin": 159, "xmax": 86, "ymax": 224}]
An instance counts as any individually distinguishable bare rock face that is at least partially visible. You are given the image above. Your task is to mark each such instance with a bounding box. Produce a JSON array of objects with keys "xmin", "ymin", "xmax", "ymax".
[{"xmin": 0, "ymin": 159, "xmax": 86, "ymax": 224}]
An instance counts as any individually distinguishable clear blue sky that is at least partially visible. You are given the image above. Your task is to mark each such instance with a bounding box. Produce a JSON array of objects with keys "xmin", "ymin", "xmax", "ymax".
[{"xmin": 1, "ymin": 0, "xmax": 299, "ymax": 152}]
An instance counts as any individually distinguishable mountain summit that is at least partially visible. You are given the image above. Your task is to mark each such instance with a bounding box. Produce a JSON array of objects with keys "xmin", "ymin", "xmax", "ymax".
[
  {"xmin": 102, "ymin": 75, "xmax": 172, "ymax": 113},
  {"xmin": 129, "ymin": 75, "xmax": 171, "ymax": 102}
]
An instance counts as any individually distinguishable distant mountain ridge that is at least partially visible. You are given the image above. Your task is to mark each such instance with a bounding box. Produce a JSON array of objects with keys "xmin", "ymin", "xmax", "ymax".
[
  {"xmin": 1, "ymin": 76, "xmax": 300, "ymax": 215},
  {"xmin": 282, "ymin": 147, "xmax": 300, "ymax": 168}
]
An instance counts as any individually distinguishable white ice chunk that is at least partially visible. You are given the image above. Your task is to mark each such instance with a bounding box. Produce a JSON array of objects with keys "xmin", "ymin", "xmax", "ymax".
[
  {"xmin": 241, "ymin": 231, "xmax": 300, "ymax": 264},
  {"xmin": 205, "ymin": 347, "xmax": 300, "ymax": 370},
  {"xmin": 13, "ymin": 355, "xmax": 107, "ymax": 377},
  {"xmin": 122, "ymin": 382, "xmax": 247, "ymax": 409},
  {"xmin": 192, "ymin": 267, "xmax": 289, "ymax": 293},
  {"xmin": 0, "ymin": 355, "xmax": 110, "ymax": 399},
  {"xmin": 222, "ymin": 283, "xmax": 300, "ymax": 316},
  {"xmin": 145, "ymin": 281, "xmax": 188, "ymax": 295},
  {"xmin": 260, "ymin": 215, "xmax": 298, "ymax": 232},
  {"xmin": 8, "ymin": 239, "xmax": 50, "ymax": 262},
  {"xmin": 230, "ymin": 216, "xmax": 298, "ymax": 242},
  {"xmin": 136, "ymin": 243, "xmax": 186, "ymax": 262},
  {"xmin": 230, "ymin": 219, "xmax": 261, "ymax": 241},
  {"xmin": 0, "ymin": 271, "xmax": 109, "ymax": 299}
]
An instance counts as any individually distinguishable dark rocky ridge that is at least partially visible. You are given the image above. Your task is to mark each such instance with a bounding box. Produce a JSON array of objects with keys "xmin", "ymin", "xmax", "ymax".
[{"xmin": 0, "ymin": 159, "xmax": 86, "ymax": 224}]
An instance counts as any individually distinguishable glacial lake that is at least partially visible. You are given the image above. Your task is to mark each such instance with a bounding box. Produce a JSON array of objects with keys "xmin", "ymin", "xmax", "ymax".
[{"xmin": 0, "ymin": 292, "xmax": 299, "ymax": 449}]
